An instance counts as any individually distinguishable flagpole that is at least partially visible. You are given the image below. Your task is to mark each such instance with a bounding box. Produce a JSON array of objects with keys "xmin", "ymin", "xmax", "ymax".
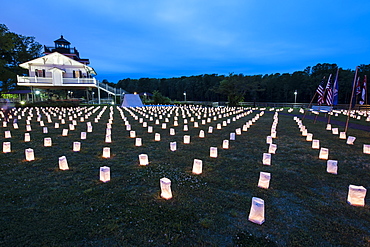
[
  {"xmin": 345, "ymin": 66, "xmax": 358, "ymax": 133},
  {"xmin": 302, "ymin": 91, "xmax": 318, "ymax": 120},
  {"xmin": 328, "ymin": 69, "xmax": 339, "ymax": 124}
]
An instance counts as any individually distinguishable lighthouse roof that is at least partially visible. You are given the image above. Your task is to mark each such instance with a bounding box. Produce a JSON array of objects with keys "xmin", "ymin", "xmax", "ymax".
[{"xmin": 54, "ymin": 35, "xmax": 71, "ymax": 45}]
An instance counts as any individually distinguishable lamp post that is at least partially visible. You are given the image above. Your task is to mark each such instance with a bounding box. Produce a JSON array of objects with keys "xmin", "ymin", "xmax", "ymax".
[
  {"xmin": 294, "ymin": 90, "xmax": 297, "ymax": 104},
  {"xmin": 92, "ymin": 92, "xmax": 95, "ymax": 104},
  {"xmin": 35, "ymin": 90, "xmax": 40, "ymax": 102},
  {"xmin": 183, "ymin": 91, "xmax": 187, "ymax": 102}
]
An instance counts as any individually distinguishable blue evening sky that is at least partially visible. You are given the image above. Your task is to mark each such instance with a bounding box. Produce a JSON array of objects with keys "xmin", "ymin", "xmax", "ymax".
[{"xmin": 2, "ymin": 0, "xmax": 370, "ymax": 83}]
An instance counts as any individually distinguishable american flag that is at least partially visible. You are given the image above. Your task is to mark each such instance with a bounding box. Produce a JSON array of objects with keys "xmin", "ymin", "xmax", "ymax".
[
  {"xmin": 355, "ymin": 77, "xmax": 361, "ymax": 95},
  {"xmin": 316, "ymin": 77, "xmax": 326, "ymax": 105},
  {"xmin": 325, "ymin": 74, "xmax": 333, "ymax": 105},
  {"xmin": 360, "ymin": 75, "xmax": 367, "ymax": 105}
]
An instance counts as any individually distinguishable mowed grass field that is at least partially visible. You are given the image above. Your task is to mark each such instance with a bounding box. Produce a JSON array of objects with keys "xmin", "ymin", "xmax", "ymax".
[{"xmin": 1, "ymin": 105, "xmax": 370, "ymax": 246}]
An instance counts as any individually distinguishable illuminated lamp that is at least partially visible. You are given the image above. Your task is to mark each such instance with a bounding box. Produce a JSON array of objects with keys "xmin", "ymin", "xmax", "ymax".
[
  {"xmin": 216, "ymin": 123, "xmax": 222, "ymax": 129},
  {"xmin": 135, "ymin": 138, "xmax": 142, "ymax": 146},
  {"xmin": 43, "ymin": 127, "xmax": 48, "ymax": 134},
  {"xmin": 170, "ymin": 142, "xmax": 177, "ymax": 151},
  {"xmin": 2, "ymin": 121, "xmax": 6, "ymax": 127},
  {"xmin": 39, "ymin": 121, "xmax": 44, "ymax": 126},
  {"xmin": 87, "ymin": 125, "xmax": 93, "ymax": 133},
  {"xmin": 155, "ymin": 119, "xmax": 160, "ymax": 125},
  {"xmin": 208, "ymin": 126, "xmax": 213, "ymax": 133},
  {"xmin": 347, "ymin": 185, "xmax": 367, "ymax": 206},
  {"xmin": 58, "ymin": 156, "xmax": 69, "ymax": 170},
  {"xmin": 154, "ymin": 133, "xmax": 161, "ymax": 141},
  {"xmin": 162, "ymin": 123, "xmax": 167, "ymax": 129},
  {"xmin": 170, "ymin": 128, "xmax": 175, "ymax": 135},
  {"xmin": 346, "ymin": 136, "xmax": 356, "ymax": 145},
  {"xmin": 222, "ymin": 140, "xmax": 229, "ymax": 149},
  {"xmin": 160, "ymin": 177, "xmax": 172, "ymax": 200},
  {"xmin": 54, "ymin": 123, "xmax": 59, "ymax": 128},
  {"xmin": 24, "ymin": 133, "xmax": 30, "ymax": 142},
  {"xmin": 3, "ymin": 142, "xmax": 11, "ymax": 153},
  {"xmin": 44, "ymin": 137, "xmax": 52, "ymax": 147},
  {"xmin": 148, "ymin": 126, "xmax": 153, "ymax": 133},
  {"xmin": 102, "ymin": 147, "xmax": 111, "ymax": 158},
  {"xmin": 363, "ymin": 144, "xmax": 370, "ymax": 154},
  {"xmin": 326, "ymin": 124, "xmax": 332, "ymax": 130},
  {"xmin": 199, "ymin": 130, "xmax": 205, "ymax": 138},
  {"xmin": 248, "ymin": 197, "xmax": 265, "ymax": 225},
  {"xmin": 105, "ymin": 134, "xmax": 112, "ymax": 143},
  {"xmin": 183, "ymin": 135, "xmax": 190, "ymax": 144},
  {"xmin": 13, "ymin": 123, "xmax": 18, "ymax": 129},
  {"xmin": 194, "ymin": 122, "xmax": 199, "ymax": 128},
  {"xmin": 4, "ymin": 130, "xmax": 11, "ymax": 138},
  {"xmin": 25, "ymin": 148, "xmax": 35, "ymax": 161},
  {"xmin": 268, "ymin": 144, "xmax": 277, "ymax": 154},
  {"xmin": 262, "ymin": 153, "xmax": 271, "ymax": 165},
  {"xmin": 258, "ymin": 172, "xmax": 271, "ymax": 189},
  {"xmin": 222, "ymin": 121, "xmax": 227, "ymax": 126},
  {"xmin": 312, "ymin": 139, "xmax": 320, "ymax": 149},
  {"xmin": 326, "ymin": 160, "xmax": 338, "ymax": 174},
  {"xmin": 126, "ymin": 124, "xmax": 131, "ymax": 131},
  {"xmin": 130, "ymin": 131, "xmax": 136, "ymax": 138},
  {"xmin": 174, "ymin": 120, "xmax": 178, "ymax": 126},
  {"xmin": 230, "ymin": 133, "xmax": 236, "ymax": 140},
  {"xmin": 266, "ymin": 136, "xmax": 272, "ymax": 144},
  {"xmin": 319, "ymin": 147, "xmax": 329, "ymax": 160},
  {"xmin": 202, "ymin": 120, "xmax": 206, "ymax": 125},
  {"xmin": 139, "ymin": 154, "xmax": 149, "ymax": 165},
  {"xmin": 80, "ymin": 132, "xmax": 87, "ymax": 140},
  {"xmin": 236, "ymin": 128, "xmax": 241, "ymax": 135},
  {"xmin": 339, "ymin": 132, "xmax": 346, "ymax": 139},
  {"xmin": 183, "ymin": 125, "xmax": 188, "ymax": 131},
  {"xmin": 26, "ymin": 125, "xmax": 32, "ymax": 131},
  {"xmin": 100, "ymin": 166, "xmax": 110, "ymax": 182},
  {"xmin": 73, "ymin": 142, "xmax": 81, "ymax": 152},
  {"xmin": 61, "ymin": 119, "xmax": 65, "ymax": 124},
  {"xmin": 332, "ymin": 128, "xmax": 339, "ymax": 135},
  {"xmin": 210, "ymin": 147, "xmax": 217, "ymax": 158},
  {"xmin": 306, "ymin": 133, "xmax": 313, "ymax": 141},
  {"xmin": 62, "ymin": 129, "xmax": 68, "ymax": 136},
  {"xmin": 302, "ymin": 129, "xmax": 308, "ymax": 136},
  {"xmin": 192, "ymin": 159, "xmax": 203, "ymax": 174}
]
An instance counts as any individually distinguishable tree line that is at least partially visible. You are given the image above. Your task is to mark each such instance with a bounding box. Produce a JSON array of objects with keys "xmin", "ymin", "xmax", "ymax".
[{"xmin": 115, "ymin": 63, "xmax": 370, "ymax": 105}]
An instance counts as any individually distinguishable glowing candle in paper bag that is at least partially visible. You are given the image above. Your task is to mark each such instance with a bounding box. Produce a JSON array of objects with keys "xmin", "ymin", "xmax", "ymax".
[
  {"xmin": 199, "ymin": 130, "xmax": 205, "ymax": 138},
  {"xmin": 339, "ymin": 132, "xmax": 346, "ymax": 139},
  {"xmin": 102, "ymin": 147, "xmax": 110, "ymax": 158},
  {"xmin": 24, "ymin": 133, "xmax": 30, "ymax": 142},
  {"xmin": 222, "ymin": 140, "xmax": 229, "ymax": 149},
  {"xmin": 73, "ymin": 142, "xmax": 81, "ymax": 152},
  {"xmin": 230, "ymin": 133, "xmax": 236, "ymax": 140},
  {"xmin": 135, "ymin": 138, "xmax": 142, "ymax": 146},
  {"xmin": 258, "ymin": 172, "xmax": 271, "ymax": 189},
  {"xmin": 170, "ymin": 142, "xmax": 177, "ymax": 151},
  {"xmin": 25, "ymin": 148, "xmax": 35, "ymax": 161},
  {"xmin": 162, "ymin": 123, "xmax": 167, "ymax": 129},
  {"xmin": 153, "ymin": 133, "xmax": 160, "ymax": 141},
  {"xmin": 183, "ymin": 125, "xmax": 188, "ymax": 131},
  {"xmin": 363, "ymin": 144, "xmax": 370, "ymax": 154},
  {"xmin": 302, "ymin": 129, "xmax": 308, "ymax": 136},
  {"xmin": 58, "ymin": 156, "xmax": 69, "ymax": 170},
  {"xmin": 69, "ymin": 124, "xmax": 75, "ymax": 130},
  {"xmin": 105, "ymin": 134, "xmax": 112, "ymax": 143},
  {"xmin": 319, "ymin": 147, "xmax": 329, "ymax": 160},
  {"xmin": 312, "ymin": 139, "xmax": 320, "ymax": 149},
  {"xmin": 192, "ymin": 159, "xmax": 203, "ymax": 174},
  {"xmin": 170, "ymin": 128, "xmax": 175, "ymax": 135},
  {"xmin": 216, "ymin": 123, "xmax": 222, "ymax": 129},
  {"xmin": 126, "ymin": 124, "xmax": 131, "ymax": 131},
  {"xmin": 347, "ymin": 185, "xmax": 367, "ymax": 206},
  {"xmin": 194, "ymin": 122, "xmax": 199, "ymax": 128},
  {"xmin": 271, "ymin": 130, "xmax": 277, "ymax": 138},
  {"xmin": 148, "ymin": 126, "xmax": 153, "ymax": 133},
  {"xmin": 210, "ymin": 147, "xmax": 218, "ymax": 158},
  {"xmin": 4, "ymin": 131, "xmax": 11, "ymax": 138},
  {"xmin": 13, "ymin": 123, "xmax": 18, "ymax": 129},
  {"xmin": 139, "ymin": 154, "xmax": 149, "ymax": 165},
  {"xmin": 87, "ymin": 125, "xmax": 93, "ymax": 132},
  {"xmin": 100, "ymin": 166, "xmax": 110, "ymax": 182},
  {"xmin": 248, "ymin": 197, "xmax": 265, "ymax": 225},
  {"xmin": 80, "ymin": 132, "xmax": 86, "ymax": 140},
  {"xmin": 346, "ymin": 136, "xmax": 356, "ymax": 145},
  {"xmin": 326, "ymin": 160, "xmax": 338, "ymax": 174},
  {"xmin": 332, "ymin": 128, "xmax": 339, "ymax": 135},
  {"xmin": 26, "ymin": 125, "xmax": 32, "ymax": 131},
  {"xmin": 44, "ymin": 137, "xmax": 52, "ymax": 147},
  {"xmin": 306, "ymin": 133, "xmax": 313, "ymax": 141},
  {"xmin": 268, "ymin": 144, "xmax": 277, "ymax": 154},
  {"xmin": 262, "ymin": 153, "xmax": 271, "ymax": 165},
  {"xmin": 236, "ymin": 128, "xmax": 241, "ymax": 135},
  {"xmin": 3, "ymin": 142, "xmax": 11, "ymax": 153},
  {"xmin": 2, "ymin": 121, "xmax": 6, "ymax": 127},
  {"xmin": 54, "ymin": 123, "xmax": 59, "ymax": 128},
  {"xmin": 266, "ymin": 136, "xmax": 272, "ymax": 144},
  {"xmin": 160, "ymin": 177, "xmax": 172, "ymax": 200},
  {"xmin": 183, "ymin": 135, "xmax": 190, "ymax": 144},
  {"xmin": 208, "ymin": 126, "xmax": 213, "ymax": 133},
  {"xmin": 62, "ymin": 129, "xmax": 68, "ymax": 136},
  {"xmin": 130, "ymin": 131, "xmax": 136, "ymax": 138},
  {"xmin": 326, "ymin": 124, "xmax": 332, "ymax": 130}
]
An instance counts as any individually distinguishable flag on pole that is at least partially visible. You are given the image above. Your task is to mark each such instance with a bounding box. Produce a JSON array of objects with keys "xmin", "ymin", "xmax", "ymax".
[
  {"xmin": 355, "ymin": 77, "xmax": 361, "ymax": 95},
  {"xmin": 333, "ymin": 69, "xmax": 339, "ymax": 105},
  {"xmin": 360, "ymin": 75, "xmax": 367, "ymax": 105},
  {"xmin": 317, "ymin": 77, "xmax": 326, "ymax": 105},
  {"xmin": 325, "ymin": 74, "xmax": 333, "ymax": 105},
  {"xmin": 351, "ymin": 75, "xmax": 361, "ymax": 108}
]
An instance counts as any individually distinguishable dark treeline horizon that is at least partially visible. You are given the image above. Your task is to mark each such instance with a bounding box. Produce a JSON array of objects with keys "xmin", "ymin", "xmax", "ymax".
[{"xmin": 107, "ymin": 63, "xmax": 370, "ymax": 104}]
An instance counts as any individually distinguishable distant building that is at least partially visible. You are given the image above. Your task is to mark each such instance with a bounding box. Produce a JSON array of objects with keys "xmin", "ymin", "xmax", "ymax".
[{"xmin": 16, "ymin": 36, "xmax": 123, "ymax": 103}]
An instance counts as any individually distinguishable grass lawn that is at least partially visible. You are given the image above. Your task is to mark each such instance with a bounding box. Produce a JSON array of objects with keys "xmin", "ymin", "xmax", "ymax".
[{"xmin": 1, "ymin": 105, "xmax": 369, "ymax": 246}]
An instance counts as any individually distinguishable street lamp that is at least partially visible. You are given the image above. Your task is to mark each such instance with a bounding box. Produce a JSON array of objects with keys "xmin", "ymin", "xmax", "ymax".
[
  {"xmin": 92, "ymin": 92, "xmax": 95, "ymax": 103},
  {"xmin": 294, "ymin": 90, "xmax": 297, "ymax": 104},
  {"xmin": 183, "ymin": 91, "xmax": 187, "ymax": 102}
]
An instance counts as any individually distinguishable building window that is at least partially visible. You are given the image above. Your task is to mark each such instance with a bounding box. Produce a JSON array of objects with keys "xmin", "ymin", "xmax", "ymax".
[{"xmin": 35, "ymin": 69, "xmax": 45, "ymax": 77}]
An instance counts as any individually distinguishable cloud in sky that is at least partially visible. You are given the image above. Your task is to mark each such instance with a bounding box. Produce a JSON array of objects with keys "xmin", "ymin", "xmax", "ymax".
[{"xmin": 2, "ymin": 0, "xmax": 370, "ymax": 82}]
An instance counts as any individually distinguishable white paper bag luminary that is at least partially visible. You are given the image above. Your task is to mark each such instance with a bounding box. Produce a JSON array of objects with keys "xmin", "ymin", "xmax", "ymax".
[
  {"xmin": 199, "ymin": 130, "xmax": 205, "ymax": 138},
  {"xmin": 210, "ymin": 147, "xmax": 218, "ymax": 158},
  {"xmin": 266, "ymin": 136, "xmax": 272, "ymax": 144},
  {"xmin": 44, "ymin": 137, "xmax": 52, "ymax": 147},
  {"xmin": 148, "ymin": 126, "xmax": 153, "ymax": 133},
  {"xmin": 222, "ymin": 140, "xmax": 229, "ymax": 149},
  {"xmin": 3, "ymin": 142, "xmax": 11, "ymax": 153},
  {"xmin": 326, "ymin": 124, "xmax": 332, "ymax": 130},
  {"xmin": 170, "ymin": 142, "xmax": 177, "ymax": 151},
  {"xmin": 80, "ymin": 132, "xmax": 87, "ymax": 140},
  {"xmin": 230, "ymin": 133, "xmax": 236, "ymax": 140},
  {"xmin": 155, "ymin": 133, "xmax": 161, "ymax": 141},
  {"xmin": 62, "ymin": 129, "xmax": 68, "ymax": 136},
  {"xmin": 183, "ymin": 135, "xmax": 191, "ymax": 144},
  {"xmin": 102, "ymin": 147, "xmax": 111, "ymax": 158},
  {"xmin": 130, "ymin": 131, "xmax": 136, "ymax": 138},
  {"xmin": 4, "ymin": 131, "xmax": 11, "ymax": 138},
  {"xmin": 363, "ymin": 144, "xmax": 370, "ymax": 154},
  {"xmin": 100, "ymin": 166, "xmax": 110, "ymax": 182},
  {"xmin": 268, "ymin": 144, "xmax": 277, "ymax": 154},
  {"xmin": 258, "ymin": 172, "xmax": 271, "ymax": 189},
  {"xmin": 208, "ymin": 126, "xmax": 213, "ymax": 133},
  {"xmin": 248, "ymin": 197, "xmax": 265, "ymax": 225},
  {"xmin": 346, "ymin": 136, "xmax": 356, "ymax": 145},
  {"xmin": 25, "ymin": 148, "xmax": 35, "ymax": 161},
  {"xmin": 160, "ymin": 177, "xmax": 172, "ymax": 200},
  {"xmin": 73, "ymin": 142, "xmax": 81, "ymax": 152},
  {"xmin": 339, "ymin": 132, "xmax": 346, "ymax": 139},
  {"xmin": 43, "ymin": 127, "xmax": 48, "ymax": 134},
  {"xmin": 105, "ymin": 134, "xmax": 112, "ymax": 143},
  {"xmin": 192, "ymin": 159, "xmax": 203, "ymax": 174},
  {"xmin": 332, "ymin": 128, "xmax": 339, "ymax": 135},
  {"xmin": 326, "ymin": 160, "xmax": 338, "ymax": 174},
  {"xmin": 306, "ymin": 133, "xmax": 313, "ymax": 141},
  {"xmin": 347, "ymin": 185, "xmax": 367, "ymax": 206},
  {"xmin": 312, "ymin": 139, "xmax": 320, "ymax": 149},
  {"xmin": 139, "ymin": 154, "xmax": 149, "ymax": 165},
  {"xmin": 24, "ymin": 133, "xmax": 30, "ymax": 142},
  {"xmin": 58, "ymin": 156, "xmax": 69, "ymax": 170},
  {"xmin": 170, "ymin": 128, "xmax": 175, "ymax": 136},
  {"xmin": 262, "ymin": 153, "xmax": 271, "ymax": 165},
  {"xmin": 319, "ymin": 148, "xmax": 329, "ymax": 160}
]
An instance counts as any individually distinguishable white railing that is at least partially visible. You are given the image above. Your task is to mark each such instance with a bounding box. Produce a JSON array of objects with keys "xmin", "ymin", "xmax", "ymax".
[{"xmin": 17, "ymin": 76, "xmax": 97, "ymax": 85}]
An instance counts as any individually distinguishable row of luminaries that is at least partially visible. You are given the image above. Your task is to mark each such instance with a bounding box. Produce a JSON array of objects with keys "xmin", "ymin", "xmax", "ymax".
[{"xmin": 293, "ymin": 116, "xmax": 367, "ymax": 207}]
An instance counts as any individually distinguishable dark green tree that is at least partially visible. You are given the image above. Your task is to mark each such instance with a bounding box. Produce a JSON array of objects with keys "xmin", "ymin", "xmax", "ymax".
[{"xmin": 0, "ymin": 24, "xmax": 42, "ymax": 93}]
